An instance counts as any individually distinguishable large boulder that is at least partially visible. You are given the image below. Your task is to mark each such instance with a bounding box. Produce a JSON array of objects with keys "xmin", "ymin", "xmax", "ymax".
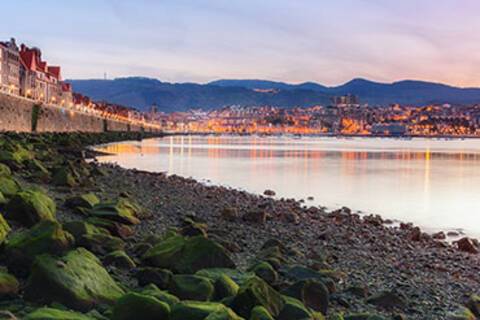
[
  {"xmin": 64, "ymin": 221, "xmax": 124, "ymax": 255},
  {"xmin": 249, "ymin": 262, "xmax": 278, "ymax": 285},
  {"xmin": 0, "ymin": 214, "xmax": 11, "ymax": 244},
  {"xmin": 104, "ymin": 250, "xmax": 136, "ymax": 269},
  {"xmin": 24, "ymin": 307, "xmax": 93, "ymax": 320},
  {"xmin": 5, "ymin": 220, "xmax": 74, "ymax": 271},
  {"xmin": 111, "ymin": 292, "xmax": 170, "ymax": 320},
  {"xmin": 205, "ymin": 308, "xmax": 244, "ymax": 320},
  {"xmin": 230, "ymin": 277, "xmax": 284, "ymax": 318},
  {"xmin": 135, "ymin": 267, "xmax": 173, "ymax": 289},
  {"xmin": 65, "ymin": 193, "xmax": 100, "ymax": 210},
  {"xmin": 196, "ymin": 268, "xmax": 255, "ymax": 286},
  {"xmin": 277, "ymin": 296, "xmax": 312, "ymax": 320},
  {"xmin": 0, "ymin": 177, "xmax": 21, "ymax": 198},
  {"xmin": 5, "ymin": 189, "xmax": 56, "ymax": 226},
  {"xmin": 86, "ymin": 217, "xmax": 134, "ymax": 239},
  {"xmin": 25, "ymin": 248, "xmax": 125, "ymax": 311},
  {"xmin": 0, "ymin": 163, "xmax": 12, "ymax": 177},
  {"xmin": 250, "ymin": 306, "xmax": 274, "ymax": 320},
  {"xmin": 213, "ymin": 273, "xmax": 239, "ymax": 300},
  {"xmin": 282, "ymin": 279, "xmax": 329, "ymax": 314},
  {"xmin": 169, "ymin": 274, "xmax": 215, "ymax": 301},
  {"xmin": 170, "ymin": 301, "xmax": 236, "ymax": 320},
  {"xmin": 88, "ymin": 199, "xmax": 141, "ymax": 225},
  {"xmin": 143, "ymin": 234, "xmax": 235, "ymax": 274},
  {"xmin": 0, "ymin": 270, "xmax": 19, "ymax": 298},
  {"xmin": 52, "ymin": 167, "xmax": 78, "ymax": 187},
  {"xmin": 140, "ymin": 284, "xmax": 180, "ymax": 308}
]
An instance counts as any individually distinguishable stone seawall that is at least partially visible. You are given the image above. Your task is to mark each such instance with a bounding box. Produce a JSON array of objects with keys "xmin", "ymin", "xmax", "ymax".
[{"xmin": 0, "ymin": 93, "xmax": 158, "ymax": 133}]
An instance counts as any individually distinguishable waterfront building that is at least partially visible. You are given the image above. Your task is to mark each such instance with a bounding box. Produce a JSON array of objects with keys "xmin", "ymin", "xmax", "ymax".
[{"xmin": 0, "ymin": 38, "xmax": 21, "ymax": 95}]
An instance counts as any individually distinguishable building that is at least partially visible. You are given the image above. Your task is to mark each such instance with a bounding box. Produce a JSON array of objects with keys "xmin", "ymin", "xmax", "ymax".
[
  {"xmin": 0, "ymin": 38, "xmax": 21, "ymax": 95},
  {"xmin": 333, "ymin": 94, "xmax": 360, "ymax": 107},
  {"xmin": 19, "ymin": 44, "xmax": 70, "ymax": 104}
]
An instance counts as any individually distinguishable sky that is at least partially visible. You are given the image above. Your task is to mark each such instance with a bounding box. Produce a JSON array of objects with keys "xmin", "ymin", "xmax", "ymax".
[{"xmin": 2, "ymin": 0, "xmax": 480, "ymax": 87}]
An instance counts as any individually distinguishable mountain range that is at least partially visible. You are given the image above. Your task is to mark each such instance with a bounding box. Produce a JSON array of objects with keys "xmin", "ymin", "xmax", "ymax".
[{"xmin": 67, "ymin": 77, "xmax": 480, "ymax": 113}]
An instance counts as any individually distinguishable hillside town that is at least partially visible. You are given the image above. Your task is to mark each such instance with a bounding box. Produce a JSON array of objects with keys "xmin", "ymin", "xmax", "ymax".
[
  {"xmin": 149, "ymin": 101, "xmax": 480, "ymax": 137},
  {"xmin": 0, "ymin": 38, "xmax": 146, "ymax": 125}
]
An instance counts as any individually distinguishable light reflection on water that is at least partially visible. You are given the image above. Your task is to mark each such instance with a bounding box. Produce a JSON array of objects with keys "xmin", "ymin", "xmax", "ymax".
[{"xmin": 96, "ymin": 135, "xmax": 480, "ymax": 237}]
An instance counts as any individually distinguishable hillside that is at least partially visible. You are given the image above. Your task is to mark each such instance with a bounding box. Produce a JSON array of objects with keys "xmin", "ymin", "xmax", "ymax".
[{"xmin": 67, "ymin": 77, "xmax": 480, "ymax": 112}]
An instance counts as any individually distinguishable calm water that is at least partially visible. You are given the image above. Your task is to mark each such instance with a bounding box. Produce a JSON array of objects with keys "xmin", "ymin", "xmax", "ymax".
[{"xmin": 95, "ymin": 135, "xmax": 480, "ymax": 237}]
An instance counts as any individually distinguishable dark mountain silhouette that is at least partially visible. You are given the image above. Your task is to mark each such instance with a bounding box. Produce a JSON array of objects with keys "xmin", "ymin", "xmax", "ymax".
[{"xmin": 67, "ymin": 77, "xmax": 480, "ymax": 112}]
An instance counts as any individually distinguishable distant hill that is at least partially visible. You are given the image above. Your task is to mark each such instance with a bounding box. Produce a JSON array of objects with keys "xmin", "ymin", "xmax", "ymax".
[
  {"xmin": 67, "ymin": 77, "xmax": 480, "ymax": 112},
  {"xmin": 67, "ymin": 77, "xmax": 331, "ymax": 112}
]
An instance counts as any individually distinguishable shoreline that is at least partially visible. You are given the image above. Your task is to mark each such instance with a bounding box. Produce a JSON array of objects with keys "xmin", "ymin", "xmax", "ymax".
[{"xmin": 0, "ymin": 132, "xmax": 479, "ymax": 319}]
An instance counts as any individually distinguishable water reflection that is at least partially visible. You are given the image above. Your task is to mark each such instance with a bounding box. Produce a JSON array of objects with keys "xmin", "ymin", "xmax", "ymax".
[{"xmin": 96, "ymin": 135, "xmax": 480, "ymax": 237}]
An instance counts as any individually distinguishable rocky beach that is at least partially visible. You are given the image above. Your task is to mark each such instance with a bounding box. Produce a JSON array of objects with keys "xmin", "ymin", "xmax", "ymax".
[{"xmin": 0, "ymin": 132, "xmax": 479, "ymax": 320}]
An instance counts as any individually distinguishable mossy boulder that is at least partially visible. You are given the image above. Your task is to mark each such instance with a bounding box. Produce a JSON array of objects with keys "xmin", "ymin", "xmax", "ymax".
[
  {"xmin": 140, "ymin": 284, "xmax": 180, "ymax": 307},
  {"xmin": 170, "ymin": 301, "xmax": 234, "ymax": 320},
  {"xmin": 66, "ymin": 193, "xmax": 100, "ymax": 210},
  {"xmin": 25, "ymin": 248, "xmax": 125, "ymax": 311},
  {"xmin": 466, "ymin": 295, "xmax": 480, "ymax": 317},
  {"xmin": 88, "ymin": 199, "xmax": 141, "ymax": 225},
  {"xmin": 104, "ymin": 250, "xmax": 136, "ymax": 269},
  {"xmin": 111, "ymin": 292, "xmax": 170, "ymax": 320},
  {"xmin": 0, "ymin": 192, "xmax": 6, "ymax": 205},
  {"xmin": 169, "ymin": 274, "xmax": 215, "ymax": 301},
  {"xmin": 0, "ymin": 176, "xmax": 21, "ymax": 198},
  {"xmin": 52, "ymin": 167, "xmax": 77, "ymax": 187},
  {"xmin": 250, "ymin": 306, "xmax": 274, "ymax": 320},
  {"xmin": 0, "ymin": 163, "xmax": 11, "ymax": 177},
  {"xmin": 230, "ymin": 276, "xmax": 284, "ymax": 318},
  {"xmin": 24, "ymin": 307, "xmax": 93, "ymax": 320},
  {"xmin": 214, "ymin": 273, "xmax": 240, "ymax": 300},
  {"xmin": 196, "ymin": 268, "xmax": 255, "ymax": 286},
  {"xmin": 249, "ymin": 262, "xmax": 278, "ymax": 284},
  {"xmin": 205, "ymin": 308, "xmax": 244, "ymax": 320},
  {"xmin": 0, "ymin": 270, "xmax": 19, "ymax": 298},
  {"xmin": 86, "ymin": 217, "xmax": 134, "ymax": 239},
  {"xmin": 447, "ymin": 308, "xmax": 476, "ymax": 320},
  {"xmin": 278, "ymin": 296, "xmax": 312, "ymax": 320},
  {"xmin": 282, "ymin": 279, "xmax": 329, "ymax": 314},
  {"xmin": 5, "ymin": 220, "xmax": 74, "ymax": 271},
  {"xmin": 64, "ymin": 221, "xmax": 124, "ymax": 255},
  {"xmin": 135, "ymin": 267, "xmax": 173, "ymax": 289},
  {"xmin": 26, "ymin": 159, "xmax": 50, "ymax": 181},
  {"xmin": 5, "ymin": 189, "xmax": 56, "ymax": 226},
  {"xmin": 0, "ymin": 214, "xmax": 11, "ymax": 244},
  {"xmin": 143, "ymin": 234, "xmax": 236, "ymax": 274},
  {"xmin": 344, "ymin": 314, "xmax": 387, "ymax": 320}
]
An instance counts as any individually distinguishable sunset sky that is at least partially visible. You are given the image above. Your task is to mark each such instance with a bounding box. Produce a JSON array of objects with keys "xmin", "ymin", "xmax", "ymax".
[{"xmin": 3, "ymin": 0, "xmax": 480, "ymax": 87}]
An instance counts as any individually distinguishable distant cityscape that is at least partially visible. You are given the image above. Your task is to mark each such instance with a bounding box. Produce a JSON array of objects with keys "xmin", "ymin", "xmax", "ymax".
[
  {"xmin": 148, "ymin": 101, "xmax": 480, "ymax": 137},
  {"xmin": 3, "ymin": 37, "xmax": 480, "ymax": 137}
]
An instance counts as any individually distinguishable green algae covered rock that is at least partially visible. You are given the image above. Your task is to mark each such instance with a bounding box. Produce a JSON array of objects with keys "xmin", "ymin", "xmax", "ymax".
[
  {"xmin": 170, "ymin": 301, "xmax": 232, "ymax": 320},
  {"xmin": 466, "ymin": 295, "xmax": 480, "ymax": 317},
  {"xmin": 214, "ymin": 273, "xmax": 240, "ymax": 300},
  {"xmin": 89, "ymin": 199, "xmax": 141, "ymax": 225},
  {"xmin": 24, "ymin": 307, "xmax": 93, "ymax": 320},
  {"xmin": 5, "ymin": 220, "xmax": 74, "ymax": 270},
  {"xmin": 25, "ymin": 248, "xmax": 125, "ymax": 311},
  {"xmin": 86, "ymin": 217, "xmax": 134, "ymax": 239},
  {"xmin": 143, "ymin": 234, "xmax": 236, "ymax": 274},
  {"xmin": 26, "ymin": 158, "xmax": 50, "ymax": 181},
  {"xmin": 66, "ymin": 193, "xmax": 100, "ymax": 210},
  {"xmin": 0, "ymin": 176, "xmax": 21, "ymax": 198},
  {"xmin": 277, "ymin": 296, "xmax": 312, "ymax": 320},
  {"xmin": 230, "ymin": 276, "xmax": 284, "ymax": 318},
  {"xmin": 135, "ymin": 267, "xmax": 173, "ymax": 289},
  {"xmin": 282, "ymin": 279, "xmax": 329, "ymax": 314},
  {"xmin": 5, "ymin": 189, "xmax": 56, "ymax": 226},
  {"xmin": 64, "ymin": 221, "xmax": 124, "ymax": 255},
  {"xmin": 104, "ymin": 250, "xmax": 136, "ymax": 269},
  {"xmin": 169, "ymin": 274, "xmax": 215, "ymax": 301},
  {"xmin": 196, "ymin": 268, "xmax": 255, "ymax": 286},
  {"xmin": 249, "ymin": 306, "xmax": 274, "ymax": 320},
  {"xmin": 249, "ymin": 262, "xmax": 278, "ymax": 285},
  {"xmin": 447, "ymin": 308, "xmax": 476, "ymax": 320},
  {"xmin": 52, "ymin": 167, "xmax": 77, "ymax": 187},
  {"xmin": 112, "ymin": 292, "xmax": 170, "ymax": 320},
  {"xmin": 344, "ymin": 314, "xmax": 387, "ymax": 320},
  {"xmin": 140, "ymin": 284, "xmax": 180, "ymax": 307},
  {"xmin": 0, "ymin": 270, "xmax": 19, "ymax": 298},
  {"xmin": 0, "ymin": 163, "xmax": 11, "ymax": 177},
  {"xmin": 0, "ymin": 214, "xmax": 10, "ymax": 244},
  {"xmin": 205, "ymin": 308, "xmax": 245, "ymax": 320},
  {"xmin": 0, "ymin": 192, "xmax": 6, "ymax": 205}
]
